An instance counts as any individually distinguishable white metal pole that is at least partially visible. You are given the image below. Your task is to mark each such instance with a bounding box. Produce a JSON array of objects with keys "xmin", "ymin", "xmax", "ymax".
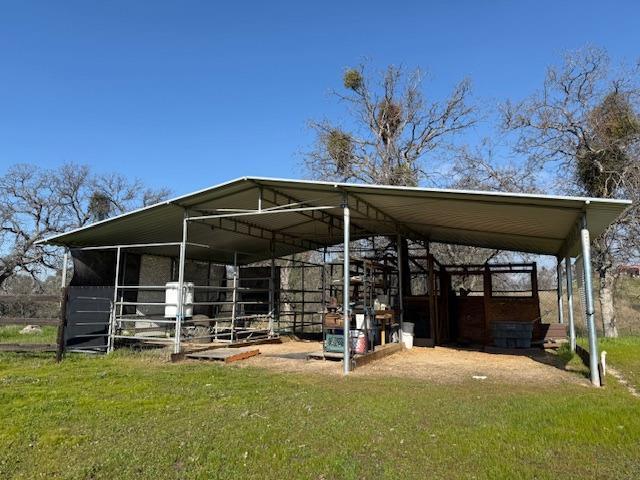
[
  {"xmin": 396, "ymin": 234, "xmax": 404, "ymax": 334},
  {"xmin": 565, "ymin": 256, "xmax": 576, "ymax": 352},
  {"xmin": 107, "ymin": 246, "xmax": 121, "ymax": 353},
  {"xmin": 60, "ymin": 250, "xmax": 69, "ymax": 288},
  {"xmin": 343, "ymin": 199, "xmax": 351, "ymax": 375},
  {"xmin": 580, "ymin": 215, "xmax": 601, "ymax": 386},
  {"xmin": 231, "ymin": 252, "xmax": 238, "ymax": 343},
  {"xmin": 174, "ymin": 216, "xmax": 188, "ymax": 355},
  {"xmin": 268, "ymin": 251, "xmax": 275, "ymax": 337},
  {"xmin": 556, "ymin": 259, "xmax": 564, "ymax": 324}
]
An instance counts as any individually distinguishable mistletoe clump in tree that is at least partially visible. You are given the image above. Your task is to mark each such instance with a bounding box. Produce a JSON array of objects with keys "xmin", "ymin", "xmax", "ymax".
[
  {"xmin": 306, "ymin": 64, "xmax": 476, "ymax": 187},
  {"xmin": 503, "ymin": 46, "xmax": 640, "ymax": 337}
]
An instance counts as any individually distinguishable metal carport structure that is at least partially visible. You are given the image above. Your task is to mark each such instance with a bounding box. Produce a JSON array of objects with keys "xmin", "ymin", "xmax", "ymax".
[{"xmin": 41, "ymin": 177, "xmax": 631, "ymax": 385}]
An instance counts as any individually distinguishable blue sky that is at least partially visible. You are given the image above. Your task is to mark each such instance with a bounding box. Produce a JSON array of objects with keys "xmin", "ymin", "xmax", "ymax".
[{"xmin": 0, "ymin": 0, "xmax": 638, "ymax": 196}]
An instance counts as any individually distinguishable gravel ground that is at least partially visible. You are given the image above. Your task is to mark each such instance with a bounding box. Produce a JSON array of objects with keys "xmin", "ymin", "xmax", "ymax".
[{"xmin": 234, "ymin": 340, "xmax": 588, "ymax": 386}]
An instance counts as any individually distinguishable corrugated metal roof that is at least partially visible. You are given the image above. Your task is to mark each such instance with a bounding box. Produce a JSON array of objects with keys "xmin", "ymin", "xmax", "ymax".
[{"xmin": 40, "ymin": 176, "xmax": 631, "ymax": 263}]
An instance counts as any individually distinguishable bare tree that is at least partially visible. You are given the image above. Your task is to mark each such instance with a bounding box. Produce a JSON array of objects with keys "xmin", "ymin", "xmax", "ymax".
[
  {"xmin": 502, "ymin": 46, "xmax": 640, "ymax": 337},
  {"xmin": 305, "ymin": 64, "xmax": 476, "ymax": 186},
  {"xmin": 0, "ymin": 163, "xmax": 171, "ymax": 288},
  {"xmin": 304, "ymin": 65, "xmax": 476, "ymax": 291},
  {"xmin": 448, "ymin": 139, "xmax": 541, "ymax": 194}
]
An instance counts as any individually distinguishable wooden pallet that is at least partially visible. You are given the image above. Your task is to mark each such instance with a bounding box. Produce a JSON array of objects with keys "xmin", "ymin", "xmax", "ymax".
[{"xmin": 186, "ymin": 347, "xmax": 260, "ymax": 363}]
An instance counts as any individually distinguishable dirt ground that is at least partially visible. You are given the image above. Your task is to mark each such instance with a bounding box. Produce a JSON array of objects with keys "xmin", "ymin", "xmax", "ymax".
[{"xmin": 234, "ymin": 339, "xmax": 588, "ymax": 386}]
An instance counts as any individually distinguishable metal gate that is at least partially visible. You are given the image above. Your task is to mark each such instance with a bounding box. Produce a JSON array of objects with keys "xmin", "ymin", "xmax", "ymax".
[{"xmin": 64, "ymin": 286, "xmax": 114, "ymax": 353}]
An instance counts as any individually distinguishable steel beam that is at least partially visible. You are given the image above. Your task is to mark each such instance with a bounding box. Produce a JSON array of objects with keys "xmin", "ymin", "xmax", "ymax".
[
  {"xmin": 255, "ymin": 181, "xmax": 374, "ymax": 237},
  {"xmin": 343, "ymin": 189, "xmax": 424, "ymax": 240},
  {"xmin": 191, "ymin": 213, "xmax": 323, "ymax": 252}
]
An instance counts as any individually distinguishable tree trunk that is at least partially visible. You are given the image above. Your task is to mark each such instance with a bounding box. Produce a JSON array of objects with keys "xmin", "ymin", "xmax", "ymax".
[
  {"xmin": 0, "ymin": 267, "xmax": 16, "ymax": 289},
  {"xmin": 599, "ymin": 270, "xmax": 618, "ymax": 338}
]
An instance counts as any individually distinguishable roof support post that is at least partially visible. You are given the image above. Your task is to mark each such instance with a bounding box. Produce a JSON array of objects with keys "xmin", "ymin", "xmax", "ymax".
[
  {"xmin": 268, "ymin": 243, "xmax": 275, "ymax": 336},
  {"xmin": 556, "ymin": 259, "xmax": 564, "ymax": 324},
  {"xmin": 174, "ymin": 213, "xmax": 188, "ymax": 355},
  {"xmin": 60, "ymin": 250, "xmax": 69, "ymax": 289},
  {"xmin": 342, "ymin": 195, "xmax": 351, "ymax": 375},
  {"xmin": 107, "ymin": 246, "xmax": 121, "ymax": 353},
  {"xmin": 396, "ymin": 234, "xmax": 405, "ymax": 334},
  {"xmin": 565, "ymin": 256, "xmax": 576, "ymax": 352},
  {"xmin": 580, "ymin": 214, "xmax": 601, "ymax": 386},
  {"xmin": 231, "ymin": 252, "xmax": 239, "ymax": 343}
]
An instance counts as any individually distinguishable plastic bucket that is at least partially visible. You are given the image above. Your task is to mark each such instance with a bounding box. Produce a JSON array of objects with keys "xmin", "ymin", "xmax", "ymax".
[
  {"xmin": 401, "ymin": 322, "xmax": 415, "ymax": 334},
  {"xmin": 401, "ymin": 331, "xmax": 414, "ymax": 349},
  {"xmin": 350, "ymin": 330, "xmax": 367, "ymax": 354}
]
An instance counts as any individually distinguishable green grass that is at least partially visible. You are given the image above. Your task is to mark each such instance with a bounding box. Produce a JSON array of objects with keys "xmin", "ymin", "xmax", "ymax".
[
  {"xmin": 1, "ymin": 349, "xmax": 639, "ymax": 480},
  {"xmin": 600, "ymin": 336, "xmax": 640, "ymax": 389},
  {"xmin": 0, "ymin": 325, "xmax": 58, "ymax": 344}
]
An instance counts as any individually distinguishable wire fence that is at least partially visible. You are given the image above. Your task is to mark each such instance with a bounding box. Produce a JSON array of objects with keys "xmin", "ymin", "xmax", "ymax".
[{"xmin": 538, "ymin": 285, "xmax": 640, "ymax": 337}]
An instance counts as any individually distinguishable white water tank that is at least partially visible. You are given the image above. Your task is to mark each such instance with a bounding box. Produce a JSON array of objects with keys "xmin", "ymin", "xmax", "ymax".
[{"xmin": 164, "ymin": 282, "xmax": 194, "ymax": 318}]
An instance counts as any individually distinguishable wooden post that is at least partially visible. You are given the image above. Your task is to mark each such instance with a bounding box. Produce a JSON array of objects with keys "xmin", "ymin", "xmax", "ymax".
[{"xmin": 55, "ymin": 286, "xmax": 68, "ymax": 362}]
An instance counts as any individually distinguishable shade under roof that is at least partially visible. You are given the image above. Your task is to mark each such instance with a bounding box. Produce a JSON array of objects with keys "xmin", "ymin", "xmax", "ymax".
[{"xmin": 41, "ymin": 176, "xmax": 631, "ymax": 263}]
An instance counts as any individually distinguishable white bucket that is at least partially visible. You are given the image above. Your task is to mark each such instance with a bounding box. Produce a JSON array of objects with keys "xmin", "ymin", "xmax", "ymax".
[
  {"xmin": 401, "ymin": 322, "xmax": 414, "ymax": 349},
  {"xmin": 164, "ymin": 282, "xmax": 194, "ymax": 318},
  {"xmin": 401, "ymin": 331, "xmax": 414, "ymax": 349},
  {"xmin": 401, "ymin": 322, "xmax": 415, "ymax": 334},
  {"xmin": 355, "ymin": 314, "xmax": 366, "ymax": 330}
]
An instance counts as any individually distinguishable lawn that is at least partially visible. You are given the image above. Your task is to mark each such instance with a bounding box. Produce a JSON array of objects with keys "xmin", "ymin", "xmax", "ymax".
[
  {"xmin": 0, "ymin": 324, "xmax": 58, "ymax": 345},
  {"xmin": 0, "ymin": 347, "xmax": 639, "ymax": 480},
  {"xmin": 599, "ymin": 336, "xmax": 640, "ymax": 389}
]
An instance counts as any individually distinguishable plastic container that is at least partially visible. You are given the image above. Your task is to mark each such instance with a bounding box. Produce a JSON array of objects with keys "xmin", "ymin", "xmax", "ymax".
[
  {"xmin": 164, "ymin": 282, "xmax": 194, "ymax": 318},
  {"xmin": 350, "ymin": 329, "xmax": 367, "ymax": 354},
  {"xmin": 401, "ymin": 322, "xmax": 415, "ymax": 349},
  {"xmin": 401, "ymin": 331, "xmax": 414, "ymax": 349},
  {"xmin": 401, "ymin": 322, "xmax": 415, "ymax": 334}
]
